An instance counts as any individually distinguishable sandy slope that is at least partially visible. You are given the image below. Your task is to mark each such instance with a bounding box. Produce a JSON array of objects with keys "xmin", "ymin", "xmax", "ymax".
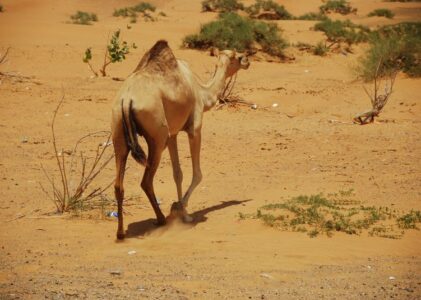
[{"xmin": 0, "ymin": 0, "xmax": 420, "ymax": 299}]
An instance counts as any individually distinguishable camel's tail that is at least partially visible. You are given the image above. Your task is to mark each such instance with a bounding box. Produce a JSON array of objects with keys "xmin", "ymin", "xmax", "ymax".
[{"xmin": 121, "ymin": 99, "xmax": 147, "ymax": 166}]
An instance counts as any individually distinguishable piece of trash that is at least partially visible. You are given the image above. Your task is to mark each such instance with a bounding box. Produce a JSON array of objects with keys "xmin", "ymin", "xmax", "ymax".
[
  {"xmin": 260, "ymin": 273, "xmax": 274, "ymax": 279},
  {"xmin": 304, "ymin": 69, "xmax": 309, "ymax": 73},
  {"xmin": 107, "ymin": 211, "xmax": 118, "ymax": 218},
  {"xmin": 109, "ymin": 270, "xmax": 122, "ymax": 275},
  {"xmin": 64, "ymin": 113, "xmax": 70, "ymax": 117},
  {"xmin": 389, "ymin": 276, "xmax": 395, "ymax": 280},
  {"xmin": 156, "ymin": 197, "xmax": 162, "ymax": 205},
  {"xmin": 128, "ymin": 250, "xmax": 136, "ymax": 255},
  {"xmin": 251, "ymin": 104, "xmax": 258, "ymax": 110},
  {"xmin": 367, "ymin": 265, "xmax": 372, "ymax": 269},
  {"xmin": 21, "ymin": 137, "xmax": 29, "ymax": 143},
  {"xmin": 138, "ymin": 286, "xmax": 145, "ymax": 292},
  {"xmin": 272, "ymin": 103, "xmax": 279, "ymax": 108},
  {"xmin": 101, "ymin": 141, "xmax": 113, "ymax": 147}
]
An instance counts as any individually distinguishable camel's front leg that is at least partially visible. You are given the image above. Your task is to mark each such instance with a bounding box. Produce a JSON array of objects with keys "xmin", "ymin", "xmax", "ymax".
[{"xmin": 180, "ymin": 130, "xmax": 202, "ymax": 222}]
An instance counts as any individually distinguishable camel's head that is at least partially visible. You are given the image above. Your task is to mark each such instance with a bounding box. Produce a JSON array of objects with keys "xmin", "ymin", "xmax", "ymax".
[{"xmin": 211, "ymin": 48, "xmax": 250, "ymax": 78}]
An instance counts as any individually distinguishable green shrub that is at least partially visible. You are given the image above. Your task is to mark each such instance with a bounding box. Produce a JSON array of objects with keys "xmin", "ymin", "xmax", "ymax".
[
  {"xmin": 314, "ymin": 19, "xmax": 370, "ymax": 45},
  {"xmin": 319, "ymin": 0, "xmax": 356, "ymax": 15},
  {"xmin": 296, "ymin": 12, "xmax": 328, "ymax": 21},
  {"xmin": 113, "ymin": 2, "xmax": 157, "ymax": 22},
  {"xmin": 201, "ymin": 0, "xmax": 244, "ymax": 12},
  {"xmin": 246, "ymin": 0, "xmax": 292, "ymax": 20},
  {"xmin": 183, "ymin": 12, "xmax": 287, "ymax": 58},
  {"xmin": 368, "ymin": 8, "xmax": 394, "ymax": 19},
  {"xmin": 70, "ymin": 11, "xmax": 98, "ymax": 25},
  {"xmin": 359, "ymin": 22, "xmax": 421, "ymax": 80},
  {"xmin": 314, "ymin": 41, "xmax": 328, "ymax": 56}
]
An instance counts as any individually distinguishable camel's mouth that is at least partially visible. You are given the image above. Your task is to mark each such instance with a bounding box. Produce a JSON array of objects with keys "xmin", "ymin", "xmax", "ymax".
[{"xmin": 240, "ymin": 56, "xmax": 250, "ymax": 69}]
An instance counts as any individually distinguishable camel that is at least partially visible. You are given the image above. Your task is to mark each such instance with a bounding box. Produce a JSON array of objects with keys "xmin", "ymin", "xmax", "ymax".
[{"xmin": 111, "ymin": 40, "xmax": 250, "ymax": 240}]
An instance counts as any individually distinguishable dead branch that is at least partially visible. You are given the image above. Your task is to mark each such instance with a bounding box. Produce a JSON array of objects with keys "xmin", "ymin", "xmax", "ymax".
[
  {"xmin": 40, "ymin": 95, "xmax": 115, "ymax": 213},
  {"xmin": 216, "ymin": 73, "xmax": 254, "ymax": 110},
  {"xmin": 354, "ymin": 58, "xmax": 398, "ymax": 125}
]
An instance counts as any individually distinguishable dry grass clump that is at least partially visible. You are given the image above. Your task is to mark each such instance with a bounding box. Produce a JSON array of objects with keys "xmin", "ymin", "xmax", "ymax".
[
  {"xmin": 40, "ymin": 96, "xmax": 114, "ymax": 215},
  {"xmin": 246, "ymin": 0, "xmax": 292, "ymax": 20},
  {"xmin": 368, "ymin": 8, "xmax": 394, "ymax": 19},
  {"xmin": 319, "ymin": 0, "xmax": 357, "ymax": 15},
  {"xmin": 201, "ymin": 0, "xmax": 244, "ymax": 13}
]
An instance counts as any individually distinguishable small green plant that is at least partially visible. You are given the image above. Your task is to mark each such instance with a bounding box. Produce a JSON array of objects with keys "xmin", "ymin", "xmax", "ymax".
[
  {"xmin": 239, "ymin": 192, "xmax": 421, "ymax": 238},
  {"xmin": 83, "ymin": 30, "xmax": 135, "ymax": 77},
  {"xmin": 201, "ymin": 0, "xmax": 244, "ymax": 12},
  {"xmin": 183, "ymin": 12, "xmax": 287, "ymax": 58},
  {"xmin": 246, "ymin": 0, "xmax": 292, "ymax": 20},
  {"xmin": 70, "ymin": 11, "xmax": 98, "ymax": 25},
  {"xmin": 314, "ymin": 41, "xmax": 328, "ymax": 56},
  {"xmin": 319, "ymin": 0, "xmax": 356, "ymax": 15},
  {"xmin": 113, "ymin": 2, "xmax": 157, "ymax": 22},
  {"xmin": 296, "ymin": 12, "xmax": 328, "ymax": 21},
  {"xmin": 314, "ymin": 19, "xmax": 370, "ymax": 46},
  {"xmin": 359, "ymin": 22, "xmax": 421, "ymax": 80},
  {"xmin": 368, "ymin": 8, "xmax": 395, "ymax": 19}
]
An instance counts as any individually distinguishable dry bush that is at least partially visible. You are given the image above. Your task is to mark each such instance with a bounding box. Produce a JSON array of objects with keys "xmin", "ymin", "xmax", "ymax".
[
  {"xmin": 354, "ymin": 59, "xmax": 398, "ymax": 125},
  {"xmin": 40, "ymin": 96, "xmax": 114, "ymax": 213}
]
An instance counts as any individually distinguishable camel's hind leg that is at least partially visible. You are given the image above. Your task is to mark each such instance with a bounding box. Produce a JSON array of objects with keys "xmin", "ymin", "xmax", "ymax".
[
  {"xmin": 180, "ymin": 129, "xmax": 202, "ymax": 222},
  {"xmin": 168, "ymin": 135, "xmax": 183, "ymax": 201},
  {"xmin": 141, "ymin": 137, "xmax": 167, "ymax": 225},
  {"xmin": 113, "ymin": 132, "xmax": 129, "ymax": 240}
]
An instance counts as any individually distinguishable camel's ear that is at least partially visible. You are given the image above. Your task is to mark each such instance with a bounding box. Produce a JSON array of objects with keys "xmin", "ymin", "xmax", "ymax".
[{"xmin": 210, "ymin": 47, "xmax": 219, "ymax": 57}]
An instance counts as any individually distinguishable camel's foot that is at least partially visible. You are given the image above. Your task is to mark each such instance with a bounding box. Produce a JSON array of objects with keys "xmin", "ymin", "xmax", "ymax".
[
  {"xmin": 116, "ymin": 232, "xmax": 125, "ymax": 240},
  {"xmin": 154, "ymin": 216, "xmax": 167, "ymax": 226},
  {"xmin": 170, "ymin": 201, "xmax": 194, "ymax": 223}
]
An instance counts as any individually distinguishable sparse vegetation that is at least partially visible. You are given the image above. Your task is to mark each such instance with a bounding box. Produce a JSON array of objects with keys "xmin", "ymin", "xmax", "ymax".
[
  {"xmin": 246, "ymin": 0, "xmax": 292, "ymax": 20},
  {"xmin": 239, "ymin": 191, "xmax": 421, "ymax": 238},
  {"xmin": 314, "ymin": 41, "xmax": 329, "ymax": 56},
  {"xmin": 183, "ymin": 12, "xmax": 287, "ymax": 58},
  {"xmin": 296, "ymin": 12, "xmax": 328, "ymax": 21},
  {"xmin": 113, "ymin": 2, "xmax": 157, "ymax": 22},
  {"xmin": 40, "ymin": 97, "xmax": 114, "ymax": 214},
  {"xmin": 201, "ymin": 0, "xmax": 244, "ymax": 13},
  {"xmin": 83, "ymin": 30, "xmax": 135, "ymax": 77},
  {"xmin": 314, "ymin": 19, "xmax": 370, "ymax": 46},
  {"xmin": 319, "ymin": 0, "xmax": 356, "ymax": 15},
  {"xmin": 368, "ymin": 8, "xmax": 395, "ymax": 19},
  {"xmin": 70, "ymin": 11, "xmax": 98, "ymax": 25},
  {"xmin": 359, "ymin": 22, "xmax": 421, "ymax": 80}
]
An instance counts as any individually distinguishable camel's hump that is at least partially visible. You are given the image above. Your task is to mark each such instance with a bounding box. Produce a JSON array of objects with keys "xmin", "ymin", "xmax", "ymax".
[{"xmin": 133, "ymin": 40, "xmax": 178, "ymax": 73}]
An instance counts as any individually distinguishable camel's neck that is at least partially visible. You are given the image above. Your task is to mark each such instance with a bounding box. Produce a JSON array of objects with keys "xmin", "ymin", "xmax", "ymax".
[{"xmin": 200, "ymin": 61, "xmax": 228, "ymax": 112}]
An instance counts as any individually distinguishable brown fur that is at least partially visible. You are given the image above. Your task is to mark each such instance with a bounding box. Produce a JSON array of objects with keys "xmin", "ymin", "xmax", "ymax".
[{"xmin": 133, "ymin": 40, "xmax": 178, "ymax": 73}]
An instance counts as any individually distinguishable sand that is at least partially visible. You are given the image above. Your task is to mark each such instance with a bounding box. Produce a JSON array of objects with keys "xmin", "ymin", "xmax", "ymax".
[{"xmin": 0, "ymin": 0, "xmax": 420, "ymax": 298}]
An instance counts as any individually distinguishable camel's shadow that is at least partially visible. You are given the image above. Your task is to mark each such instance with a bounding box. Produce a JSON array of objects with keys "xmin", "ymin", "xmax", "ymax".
[{"xmin": 125, "ymin": 199, "xmax": 251, "ymax": 238}]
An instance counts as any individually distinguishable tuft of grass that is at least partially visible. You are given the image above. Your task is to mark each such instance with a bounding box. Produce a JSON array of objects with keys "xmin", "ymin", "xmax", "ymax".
[
  {"xmin": 183, "ymin": 12, "xmax": 287, "ymax": 58},
  {"xmin": 359, "ymin": 22, "xmax": 421, "ymax": 80},
  {"xmin": 240, "ymin": 192, "xmax": 421, "ymax": 238},
  {"xmin": 319, "ymin": 0, "xmax": 356, "ymax": 15},
  {"xmin": 113, "ymin": 2, "xmax": 157, "ymax": 22},
  {"xmin": 314, "ymin": 19, "xmax": 370, "ymax": 46},
  {"xmin": 201, "ymin": 0, "xmax": 244, "ymax": 13},
  {"xmin": 70, "ymin": 11, "xmax": 98, "ymax": 25},
  {"xmin": 296, "ymin": 12, "xmax": 328, "ymax": 21},
  {"xmin": 246, "ymin": 0, "xmax": 292, "ymax": 20},
  {"xmin": 314, "ymin": 41, "xmax": 328, "ymax": 56},
  {"xmin": 368, "ymin": 8, "xmax": 395, "ymax": 19}
]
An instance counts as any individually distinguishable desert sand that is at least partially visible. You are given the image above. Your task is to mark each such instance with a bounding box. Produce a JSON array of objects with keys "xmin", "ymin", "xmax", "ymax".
[{"xmin": 0, "ymin": 0, "xmax": 420, "ymax": 299}]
